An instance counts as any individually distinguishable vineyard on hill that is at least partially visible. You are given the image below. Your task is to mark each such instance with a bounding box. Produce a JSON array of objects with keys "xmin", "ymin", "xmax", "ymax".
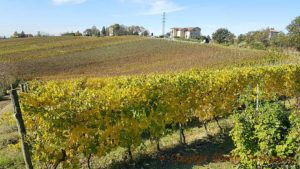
[{"xmin": 0, "ymin": 36, "xmax": 298, "ymax": 87}]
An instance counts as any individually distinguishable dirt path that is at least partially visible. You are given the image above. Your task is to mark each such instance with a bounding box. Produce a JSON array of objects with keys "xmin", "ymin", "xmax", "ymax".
[{"xmin": 0, "ymin": 96, "xmax": 12, "ymax": 115}]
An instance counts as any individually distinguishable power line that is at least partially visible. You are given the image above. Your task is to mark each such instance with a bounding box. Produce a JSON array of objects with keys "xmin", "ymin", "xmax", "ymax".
[{"xmin": 162, "ymin": 12, "xmax": 166, "ymax": 37}]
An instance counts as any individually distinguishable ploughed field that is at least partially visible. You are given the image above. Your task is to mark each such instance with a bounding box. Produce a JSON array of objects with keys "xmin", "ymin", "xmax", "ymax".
[{"xmin": 0, "ymin": 36, "xmax": 295, "ymax": 82}]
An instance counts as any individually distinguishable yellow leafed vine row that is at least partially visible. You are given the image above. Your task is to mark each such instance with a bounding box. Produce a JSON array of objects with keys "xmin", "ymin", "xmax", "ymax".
[{"xmin": 19, "ymin": 65, "xmax": 300, "ymax": 168}]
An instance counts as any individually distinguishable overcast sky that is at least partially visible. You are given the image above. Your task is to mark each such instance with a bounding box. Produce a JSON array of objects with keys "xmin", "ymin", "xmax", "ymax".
[{"xmin": 0, "ymin": 0, "xmax": 299, "ymax": 37}]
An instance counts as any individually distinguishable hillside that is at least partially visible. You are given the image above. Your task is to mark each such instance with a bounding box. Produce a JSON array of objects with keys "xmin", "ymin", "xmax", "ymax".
[
  {"xmin": 0, "ymin": 36, "xmax": 295, "ymax": 83},
  {"xmin": 1, "ymin": 36, "xmax": 300, "ymax": 169}
]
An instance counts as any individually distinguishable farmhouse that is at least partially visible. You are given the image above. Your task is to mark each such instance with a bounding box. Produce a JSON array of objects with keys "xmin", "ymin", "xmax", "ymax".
[
  {"xmin": 268, "ymin": 28, "xmax": 280, "ymax": 39},
  {"xmin": 170, "ymin": 27, "xmax": 201, "ymax": 39},
  {"xmin": 108, "ymin": 27, "xmax": 115, "ymax": 36}
]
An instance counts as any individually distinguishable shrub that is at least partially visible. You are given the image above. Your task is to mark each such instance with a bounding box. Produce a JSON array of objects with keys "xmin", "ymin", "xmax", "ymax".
[
  {"xmin": 212, "ymin": 28, "xmax": 235, "ymax": 44},
  {"xmin": 0, "ymin": 91, "xmax": 3, "ymax": 100},
  {"xmin": 249, "ymin": 41, "xmax": 266, "ymax": 50},
  {"xmin": 230, "ymin": 98, "xmax": 300, "ymax": 168},
  {"xmin": 238, "ymin": 41, "xmax": 248, "ymax": 48}
]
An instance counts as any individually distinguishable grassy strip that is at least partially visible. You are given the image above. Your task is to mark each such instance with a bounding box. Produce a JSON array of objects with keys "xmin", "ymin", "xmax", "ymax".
[{"xmin": 0, "ymin": 111, "xmax": 24, "ymax": 169}]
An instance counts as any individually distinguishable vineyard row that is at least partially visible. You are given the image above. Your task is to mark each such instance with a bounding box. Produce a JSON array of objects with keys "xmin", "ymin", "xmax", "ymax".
[{"xmin": 19, "ymin": 65, "xmax": 300, "ymax": 168}]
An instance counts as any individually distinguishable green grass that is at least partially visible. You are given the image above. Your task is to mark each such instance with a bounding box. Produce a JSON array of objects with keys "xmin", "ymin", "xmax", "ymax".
[
  {"xmin": 85, "ymin": 118, "xmax": 236, "ymax": 169},
  {"xmin": 0, "ymin": 149, "xmax": 24, "ymax": 169},
  {"xmin": 193, "ymin": 162, "xmax": 235, "ymax": 169},
  {"xmin": 0, "ymin": 111, "xmax": 24, "ymax": 169}
]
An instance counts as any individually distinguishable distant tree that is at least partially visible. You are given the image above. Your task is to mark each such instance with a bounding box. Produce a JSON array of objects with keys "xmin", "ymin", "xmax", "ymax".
[
  {"xmin": 108, "ymin": 24, "xmax": 149, "ymax": 36},
  {"xmin": 127, "ymin": 26, "xmax": 135, "ymax": 35},
  {"xmin": 237, "ymin": 34, "xmax": 246, "ymax": 43},
  {"xmin": 61, "ymin": 32, "xmax": 76, "ymax": 36},
  {"xmin": 287, "ymin": 16, "xmax": 300, "ymax": 35},
  {"xmin": 165, "ymin": 32, "xmax": 170, "ymax": 37},
  {"xmin": 201, "ymin": 35, "xmax": 211, "ymax": 43},
  {"xmin": 127, "ymin": 25, "xmax": 150, "ymax": 36},
  {"xmin": 20, "ymin": 31, "xmax": 26, "ymax": 38},
  {"xmin": 287, "ymin": 16, "xmax": 300, "ymax": 51},
  {"xmin": 119, "ymin": 25, "xmax": 129, "ymax": 35},
  {"xmin": 83, "ymin": 26, "xmax": 100, "ymax": 36},
  {"xmin": 75, "ymin": 31, "xmax": 82, "ymax": 36},
  {"xmin": 83, "ymin": 29, "xmax": 92, "ymax": 36},
  {"xmin": 207, "ymin": 35, "xmax": 211, "ymax": 42},
  {"xmin": 13, "ymin": 31, "xmax": 18, "ymax": 38},
  {"xmin": 37, "ymin": 31, "xmax": 41, "ymax": 37},
  {"xmin": 111, "ymin": 24, "xmax": 121, "ymax": 36},
  {"xmin": 130, "ymin": 26, "xmax": 142, "ymax": 35},
  {"xmin": 101, "ymin": 26, "xmax": 106, "ymax": 36},
  {"xmin": 111, "ymin": 24, "xmax": 129, "ymax": 36},
  {"xmin": 36, "ymin": 31, "xmax": 50, "ymax": 37},
  {"xmin": 91, "ymin": 26, "xmax": 100, "ymax": 37},
  {"xmin": 270, "ymin": 32, "xmax": 289, "ymax": 48},
  {"xmin": 237, "ymin": 28, "xmax": 277, "ymax": 49},
  {"xmin": 142, "ymin": 30, "xmax": 150, "ymax": 36},
  {"xmin": 212, "ymin": 28, "xmax": 235, "ymax": 44},
  {"xmin": 133, "ymin": 31, "xmax": 139, "ymax": 35},
  {"xmin": 139, "ymin": 26, "xmax": 147, "ymax": 35},
  {"xmin": 248, "ymin": 29, "xmax": 270, "ymax": 47}
]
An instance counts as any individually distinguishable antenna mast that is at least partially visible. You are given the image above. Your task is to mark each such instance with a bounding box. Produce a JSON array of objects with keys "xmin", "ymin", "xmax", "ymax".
[{"xmin": 162, "ymin": 12, "xmax": 166, "ymax": 37}]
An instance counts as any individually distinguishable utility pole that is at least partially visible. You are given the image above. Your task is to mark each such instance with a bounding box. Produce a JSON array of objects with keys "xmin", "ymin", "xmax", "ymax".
[{"xmin": 162, "ymin": 12, "xmax": 166, "ymax": 37}]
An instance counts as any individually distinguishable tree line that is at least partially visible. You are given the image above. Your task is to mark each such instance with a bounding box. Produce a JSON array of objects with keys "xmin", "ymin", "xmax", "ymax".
[
  {"xmin": 80, "ymin": 24, "xmax": 150, "ymax": 37},
  {"xmin": 6, "ymin": 24, "xmax": 150, "ymax": 39},
  {"xmin": 212, "ymin": 16, "xmax": 300, "ymax": 51},
  {"xmin": 12, "ymin": 31, "xmax": 33, "ymax": 38},
  {"xmin": 59, "ymin": 24, "xmax": 150, "ymax": 37},
  {"xmin": 4, "ymin": 16, "xmax": 300, "ymax": 52}
]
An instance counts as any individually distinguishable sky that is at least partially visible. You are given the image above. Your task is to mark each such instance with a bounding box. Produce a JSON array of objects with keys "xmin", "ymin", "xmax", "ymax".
[{"xmin": 0, "ymin": 0, "xmax": 299, "ymax": 37}]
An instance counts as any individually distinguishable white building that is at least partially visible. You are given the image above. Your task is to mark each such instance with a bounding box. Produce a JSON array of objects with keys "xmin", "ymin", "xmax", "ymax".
[
  {"xmin": 108, "ymin": 27, "xmax": 114, "ymax": 36},
  {"xmin": 268, "ymin": 28, "xmax": 279, "ymax": 39},
  {"xmin": 170, "ymin": 27, "xmax": 201, "ymax": 39}
]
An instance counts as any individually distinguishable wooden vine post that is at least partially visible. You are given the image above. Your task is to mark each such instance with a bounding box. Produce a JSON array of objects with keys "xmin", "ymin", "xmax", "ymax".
[
  {"xmin": 179, "ymin": 123, "xmax": 186, "ymax": 145},
  {"xmin": 256, "ymin": 83, "xmax": 259, "ymax": 112},
  {"xmin": 10, "ymin": 84, "xmax": 33, "ymax": 169}
]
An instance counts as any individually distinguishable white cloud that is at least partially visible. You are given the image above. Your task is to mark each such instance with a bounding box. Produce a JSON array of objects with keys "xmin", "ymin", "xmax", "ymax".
[
  {"xmin": 121, "ymin": 0, "xmax": 185, "ymax": 15},
  {"xmin": 52, "ymin": 0, "xmax": 87, "ymax": 5}
]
